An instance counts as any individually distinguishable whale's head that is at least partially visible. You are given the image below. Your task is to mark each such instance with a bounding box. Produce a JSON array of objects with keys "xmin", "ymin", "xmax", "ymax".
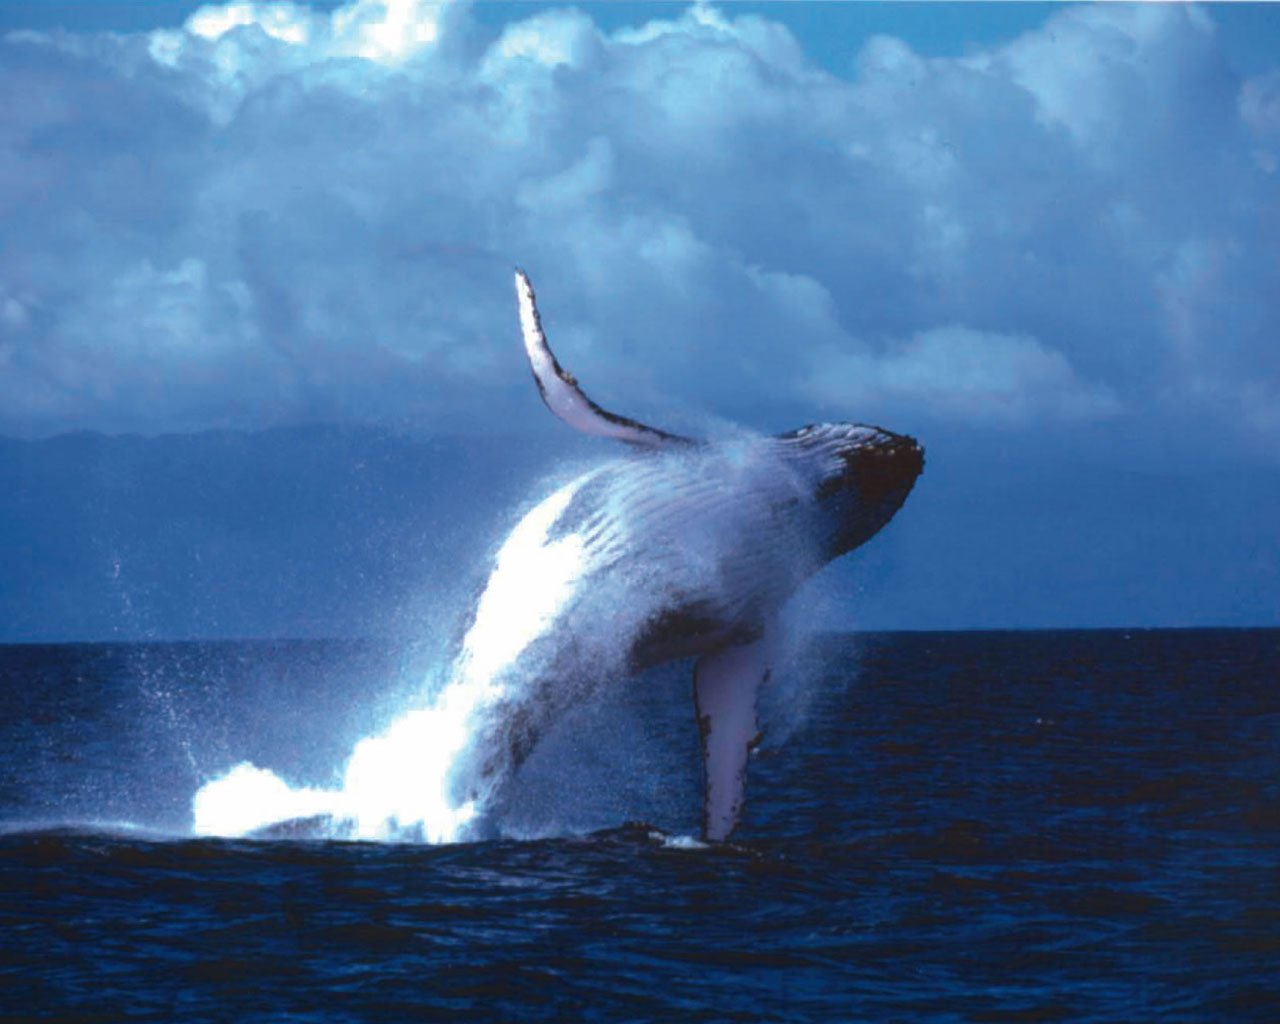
[{"xmin": 777, "ymin": 422, "xmax": 924, "ymax": 561}]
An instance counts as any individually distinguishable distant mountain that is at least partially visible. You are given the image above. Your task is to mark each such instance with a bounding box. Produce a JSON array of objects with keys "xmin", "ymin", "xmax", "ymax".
[
  {"xmin": 0, "ymin": 425, "xmax": 580, "ymax": 642},
  {"xmin": 2, "ymin": 424, "xmax": 1278, "ymax": 641}
]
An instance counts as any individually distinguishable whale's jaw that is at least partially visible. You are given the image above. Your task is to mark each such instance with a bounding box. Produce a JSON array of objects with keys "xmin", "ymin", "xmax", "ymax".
[
  {"xmin": 774, "ymin": 423, "xmax": 924, "ymax": 562},
  {"xmin": 829, "ymin": 431, "xmax": 925, "ymax": 558}
]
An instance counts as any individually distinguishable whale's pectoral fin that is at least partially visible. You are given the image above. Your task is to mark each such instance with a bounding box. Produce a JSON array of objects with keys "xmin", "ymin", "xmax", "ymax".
[
  {"xmin": 694, "ymin": 639, "xmax": 772, "ymax": 842},
  {"xmin": 515, "ymin": 269, "xmax": 696, "ymax": 449}
]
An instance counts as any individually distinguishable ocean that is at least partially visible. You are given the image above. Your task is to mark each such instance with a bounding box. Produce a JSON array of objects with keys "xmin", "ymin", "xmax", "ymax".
[{"xmin": 1, "ymin": 629, "xmax": 1276, "ymax": 1022}]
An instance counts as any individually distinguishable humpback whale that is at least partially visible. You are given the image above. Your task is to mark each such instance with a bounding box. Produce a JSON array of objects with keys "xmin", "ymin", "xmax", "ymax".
[{"xmin": 452, "ymin": 270, "xmax": 924, "ymax": 841}]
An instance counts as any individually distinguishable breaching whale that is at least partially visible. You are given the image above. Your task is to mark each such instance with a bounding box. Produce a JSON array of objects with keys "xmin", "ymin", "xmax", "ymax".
[
  {"xmin": 448, "ymin": 270, "xmax": 924, "ymax": 842},
  {"xmin": 192, "ymin": 270, "xmax": 925, "ymax": 843}
]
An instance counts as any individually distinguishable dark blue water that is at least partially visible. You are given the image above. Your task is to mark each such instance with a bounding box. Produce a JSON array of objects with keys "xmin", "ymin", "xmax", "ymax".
[{"xmin": 2, "ymin": 630, "xmax": 1277, "ymax": 1022}]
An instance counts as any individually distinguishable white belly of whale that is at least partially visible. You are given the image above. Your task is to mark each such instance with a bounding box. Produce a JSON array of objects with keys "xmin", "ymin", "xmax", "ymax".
[
  {"xmin": 474, "ymin": 442, "xmax": 819, "ymax": 679},
  {"xmin": 447, "ymin": 441, "xmax": 823, "ymax": 811}
]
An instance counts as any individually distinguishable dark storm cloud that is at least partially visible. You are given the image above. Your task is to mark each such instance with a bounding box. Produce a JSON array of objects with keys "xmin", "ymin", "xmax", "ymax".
[{"xmin": 0, "ymin": 1, "xmax": 1276, "ymax": 448}]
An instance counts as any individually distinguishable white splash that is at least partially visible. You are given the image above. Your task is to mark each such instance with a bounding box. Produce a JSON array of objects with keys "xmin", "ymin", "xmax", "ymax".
[
  {"xmin": 191, "ymin": 478, "xmax": 589, "ymax": 843},
  {"xmin": 192, "ymin": 763, "xmax": 333, "ymax": 836},
  {"xmin": 454, "ymin": 477, "xmax": 587, "ymax": 691},
  {"xmin": 654, "ymin": 830, "xmax": 708, "ymax": 851}
]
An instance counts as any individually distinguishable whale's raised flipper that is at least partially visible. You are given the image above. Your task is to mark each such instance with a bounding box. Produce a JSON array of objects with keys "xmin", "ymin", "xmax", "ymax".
[
  {"xmin": 694, "ymin": 638, "xmax": 772, "ymax": 841},
  {"xmin": 515, "ymin": 269, "xmax": 696, "ymax": 448}
]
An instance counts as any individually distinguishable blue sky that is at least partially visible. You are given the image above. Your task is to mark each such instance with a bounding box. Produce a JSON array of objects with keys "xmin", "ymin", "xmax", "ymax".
[{"xmin": 2, "ymin": 1, "xmax": 1279, "ymax": 632}]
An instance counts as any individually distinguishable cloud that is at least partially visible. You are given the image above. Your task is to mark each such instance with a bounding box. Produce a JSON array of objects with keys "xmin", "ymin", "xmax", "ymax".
[
  {"xmin": 806, "ymin": 325, "xmax": 1121, "ymax": 425},
  {"xmin": 0, "ymin": 0, "xmax": 1276, "ymax": 450}
]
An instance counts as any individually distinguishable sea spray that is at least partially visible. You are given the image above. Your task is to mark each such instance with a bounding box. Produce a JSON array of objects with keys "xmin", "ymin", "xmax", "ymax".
[{"xmin": 191, "ymin": 480, "xmax": 590, "ymax": 842}]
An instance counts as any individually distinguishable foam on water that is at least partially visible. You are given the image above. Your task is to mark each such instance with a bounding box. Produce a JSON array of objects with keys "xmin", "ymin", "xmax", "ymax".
[
  {"xmin": 653, "ymin": 830, "xmax": 708, "ymax": 851},
  {"xmin": 191, "ymin": 479, "xmax": 588, "ymax": 843}
]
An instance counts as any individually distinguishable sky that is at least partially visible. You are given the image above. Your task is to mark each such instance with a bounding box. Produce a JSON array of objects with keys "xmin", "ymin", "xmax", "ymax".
[{"xmin": 2, "ymin": 1, "xmax": 1279, "ymax": 635}]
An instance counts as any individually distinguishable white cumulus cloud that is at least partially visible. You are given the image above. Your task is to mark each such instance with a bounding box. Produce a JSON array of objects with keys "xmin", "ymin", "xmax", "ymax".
[{"xmin": 0, "ymin": 0, "xmax": 1276, "ymax": 449}]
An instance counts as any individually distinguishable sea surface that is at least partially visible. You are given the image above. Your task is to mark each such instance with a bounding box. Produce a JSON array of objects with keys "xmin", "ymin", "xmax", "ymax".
[{"xmin": 1, "ymin": 629, "xmax": 1277, "ymax": 1022}]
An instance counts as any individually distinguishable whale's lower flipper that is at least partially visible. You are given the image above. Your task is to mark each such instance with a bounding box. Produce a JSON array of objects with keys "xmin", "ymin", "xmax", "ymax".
[
  {"xmin": 515, "ymin": 269, "xmax": 695, "ymax": 448},
  {"xmin": 694, "ymin": 639, "xmax": 772, "ymax": 841}
]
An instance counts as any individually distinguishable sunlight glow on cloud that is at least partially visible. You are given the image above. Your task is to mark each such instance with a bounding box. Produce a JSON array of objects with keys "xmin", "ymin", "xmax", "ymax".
[
  {"xmin": 187, "ymin": 2, "xmax": 308, "ymax": 45},
  {"xmin": 1, "ymin": 0, "xmax": 1276, "ymax": 448},
  {"xmin": 182, "ymin": 0, "xmax": 441, "ymax": 60}
]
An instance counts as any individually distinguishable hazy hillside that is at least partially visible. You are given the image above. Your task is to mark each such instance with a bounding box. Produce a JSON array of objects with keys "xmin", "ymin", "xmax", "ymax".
[
  {"xmin": 0, "ymin": 427, "xmax": 568, "ymax": 641},
  {"xmin": 2, "ymin": 425, "xmax": 1277, "ymax": 641}
]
